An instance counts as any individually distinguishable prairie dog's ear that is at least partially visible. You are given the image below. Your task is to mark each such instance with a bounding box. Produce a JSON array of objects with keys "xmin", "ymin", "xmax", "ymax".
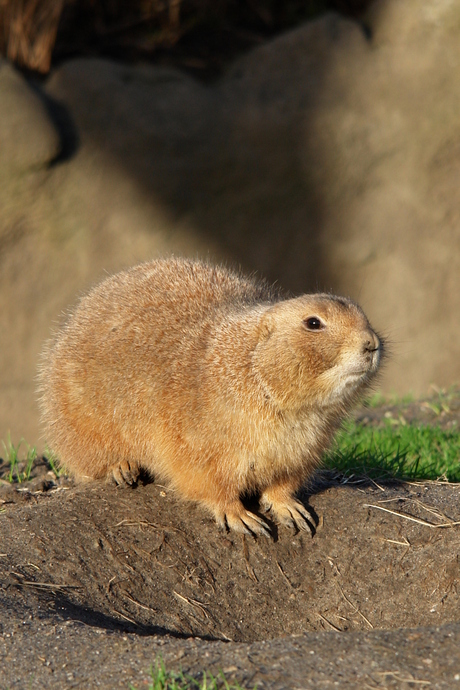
[{"xmin": 257, "ymin": 310, "xmax": 275, "ymax": 341}]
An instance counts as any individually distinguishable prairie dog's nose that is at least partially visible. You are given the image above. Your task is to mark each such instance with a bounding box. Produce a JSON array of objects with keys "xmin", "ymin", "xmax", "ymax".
[{"xmin": 363, "ymin": 330, "xmax": 380, "ymax": 354}]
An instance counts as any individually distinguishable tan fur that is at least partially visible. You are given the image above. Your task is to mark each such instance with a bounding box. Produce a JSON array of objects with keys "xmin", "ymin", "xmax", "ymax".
[{"xmin": 38, "ymin": 258, "xmax": 383, "ymax": 536}]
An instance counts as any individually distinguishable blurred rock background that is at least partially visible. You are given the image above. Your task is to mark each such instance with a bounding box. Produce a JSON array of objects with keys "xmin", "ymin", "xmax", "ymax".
[{"xmin": 1, "ymin": 0, "xmax": 459, "ymax": 447}]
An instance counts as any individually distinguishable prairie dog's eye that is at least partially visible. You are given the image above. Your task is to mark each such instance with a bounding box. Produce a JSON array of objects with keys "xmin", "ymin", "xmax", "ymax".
[{"xmin": 303, "ymin": 317, "xmax": 324, "ymax": 331}]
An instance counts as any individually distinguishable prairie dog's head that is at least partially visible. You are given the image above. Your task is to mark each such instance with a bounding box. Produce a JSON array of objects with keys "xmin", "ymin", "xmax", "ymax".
[{"xmin": 253, "ymin": 294, "xmax": 383, "ymax": 410}]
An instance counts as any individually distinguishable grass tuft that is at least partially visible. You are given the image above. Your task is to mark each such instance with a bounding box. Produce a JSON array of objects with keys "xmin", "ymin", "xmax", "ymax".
[
  {"xmin": 326, "ymin": 421, "xmax": 460, "ymax": 482},
  {"xmin": 44, "ymin": 445, "xmax": 66, "ymax": 478},
  {"xmin": 0, "ymin": 436, "xmax": 65, "ymax": 483},
  {"xmin": 129, "ymin": 658, "xmax": 251, "ymax": 690},
  {"xmin": 1, "ymin": 433, "xmax": 37, "ymax": 483}
]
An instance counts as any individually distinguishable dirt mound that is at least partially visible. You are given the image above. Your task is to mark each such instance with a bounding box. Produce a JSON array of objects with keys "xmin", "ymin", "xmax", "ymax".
[
  {"xmin": 1, "ymin": 472, "xmax": 459, "ymax": 643},
  {"xmin": 1, "ymin": 473, "xmax": 460, "ymax": 687},
  {"xmin": 2, "ymin": 396, "xmax": 460, "ymax": 687}
]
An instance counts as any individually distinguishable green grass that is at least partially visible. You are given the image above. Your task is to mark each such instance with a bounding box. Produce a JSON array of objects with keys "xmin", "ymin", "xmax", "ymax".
[
  {"xmin": 1, "ymin": 434, "xmax": 37, "ymax": 483},
  {"xmin": 363, "ymin": 385, "xmax": 458, "ymax": 412},
  {"xmin": 325, "ymin": 421, "xmax": 460, "ymax": 482},
  {"xmin": 0, "ymin": 435, "xmax": 64, "ymax": 483},
  {"xmin": 363, "ymin": 391, "xmax": 414, "ymax": 408},
  {"xmin": 130, "ymin": 659, "xmax": 251, "ymax": 690},
  {"xmin": 43, "ymin": 445, "xmax": 66, "ymax": 478}
]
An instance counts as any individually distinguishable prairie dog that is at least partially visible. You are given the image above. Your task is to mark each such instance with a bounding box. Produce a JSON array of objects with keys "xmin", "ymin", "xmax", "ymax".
[{"xmin": 38, "ymin": 258, "xmax": 383, "ymax": 536}]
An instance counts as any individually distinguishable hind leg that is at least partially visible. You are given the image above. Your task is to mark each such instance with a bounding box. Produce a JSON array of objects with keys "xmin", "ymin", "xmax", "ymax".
[{"xmin": 111, "ymin": 458, "xmax": 141, "ymax": 486}]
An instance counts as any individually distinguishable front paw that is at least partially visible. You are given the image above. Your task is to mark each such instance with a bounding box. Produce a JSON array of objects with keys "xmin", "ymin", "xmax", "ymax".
[
  {"xmin": 262, "ymin": 497, "xmax": 315, "ymax": 533},
  {"xmin": 213, "ymin": 503, "xmax": 272, "ymax": 538}
]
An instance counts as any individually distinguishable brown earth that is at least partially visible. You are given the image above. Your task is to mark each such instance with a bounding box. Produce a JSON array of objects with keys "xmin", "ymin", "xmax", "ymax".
[{"xmin": 1, "ymin": 397, "xmax": 459, "ymax": 688}]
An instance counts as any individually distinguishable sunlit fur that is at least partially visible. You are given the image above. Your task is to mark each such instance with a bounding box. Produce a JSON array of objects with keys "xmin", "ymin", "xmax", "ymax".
[{"xmin": 38, "ymin": 258, "xmax": 383, "ymax": 535}]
